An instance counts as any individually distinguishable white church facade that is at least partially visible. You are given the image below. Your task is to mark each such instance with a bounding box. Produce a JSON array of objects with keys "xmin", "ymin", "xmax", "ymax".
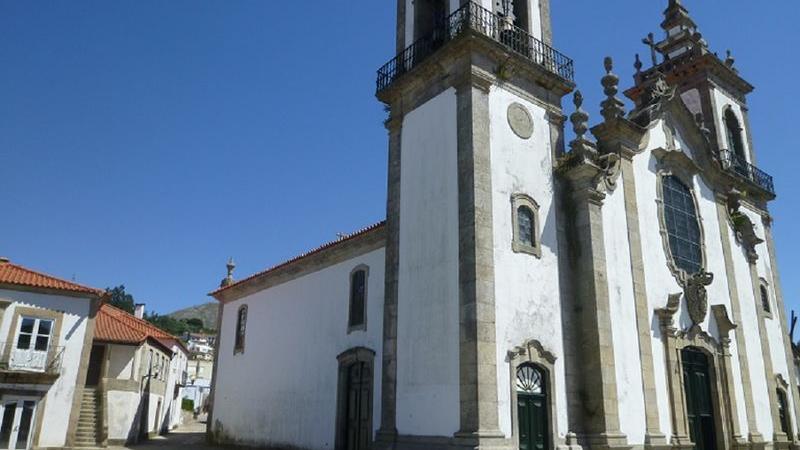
[{"xmin": 208, "ymin": 1, "xmax": 799, "ymax": 449}]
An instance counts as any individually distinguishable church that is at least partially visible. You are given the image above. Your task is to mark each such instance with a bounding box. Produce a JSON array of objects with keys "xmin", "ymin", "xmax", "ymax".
[{"xmin": 207, "ymin": 1, "xmax": 798, "ymax": 449}]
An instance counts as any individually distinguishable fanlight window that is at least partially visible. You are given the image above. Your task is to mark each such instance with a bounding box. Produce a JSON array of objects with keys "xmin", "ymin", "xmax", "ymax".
[
  {"xmin": 662, "ymin": 175, "xmax": 703, "ymax": 275},
  {"xmin": 516, "ymin": 364, "xmax": 544, "ymax": 394},
  {"xmin": 517, "ymin": 206, "xmax": 535, "ymax": 247}
]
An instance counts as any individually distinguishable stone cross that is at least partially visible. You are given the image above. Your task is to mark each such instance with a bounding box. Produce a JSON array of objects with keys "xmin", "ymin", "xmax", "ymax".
[{"xmin": 642, "ymin": 32, "xmax": 659, "ymax": 66}]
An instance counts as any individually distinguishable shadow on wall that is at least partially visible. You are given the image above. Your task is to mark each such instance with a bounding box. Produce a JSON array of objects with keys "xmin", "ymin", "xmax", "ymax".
[{"xmin": 126, "ymin": 375, "xmax": 152, "ymax": 445}]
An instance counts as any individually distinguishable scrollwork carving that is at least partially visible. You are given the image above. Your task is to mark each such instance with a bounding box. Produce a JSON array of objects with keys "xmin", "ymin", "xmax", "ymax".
[{"xmin": 685, "ymin": 269, "xmax": 714, "ymax": 329}]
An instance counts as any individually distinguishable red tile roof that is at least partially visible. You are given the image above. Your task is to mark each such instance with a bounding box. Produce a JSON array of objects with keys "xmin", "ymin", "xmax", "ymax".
[
  {"xmin": 209, "ymin": 220, "xmax": 386, "ymax": 297},
  {"xmin": 0, "ymin": 260, "xmax": 104, "ymax": 296},
  {"xmin": 95, "ymin": 304, "xmax": 185, "ymax": 354}
]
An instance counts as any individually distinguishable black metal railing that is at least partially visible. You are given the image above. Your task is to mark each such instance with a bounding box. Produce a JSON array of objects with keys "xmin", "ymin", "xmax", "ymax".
[
  {"xmin": 0, "ymin": 342, "xmax": 64, "ymax": 376},
  {"xmin": 719, "ymin": 149, "xmax": 775, "ymax": 195},
  {"xmin": 376, "ymin": 2, "xmax": 574, "ymax": 92}
]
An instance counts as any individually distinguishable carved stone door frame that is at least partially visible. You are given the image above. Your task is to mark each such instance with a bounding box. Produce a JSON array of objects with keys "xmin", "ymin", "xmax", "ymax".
[{"xmin": 656, "ymin": 298, "xmax": 742, "ymax": 450}]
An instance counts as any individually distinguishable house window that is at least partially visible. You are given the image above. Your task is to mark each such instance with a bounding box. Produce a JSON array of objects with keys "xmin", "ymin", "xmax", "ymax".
[
  {"xmin": 234, "ymin": 305, "xmax": 247, "ymax": 354},
  {"xmin": 348, "ymin": 267, "xmax": 369, "ymax": 333},
  {"xmin": 15, "ymin": 317, "xmax": 53, "ymax": 352},
  {"xmin": 511, "ymin": 194, "xmax": 541, "ymax": 258},
  {"xmin": 724, "ymin": 108, "xmax": 746, "ymax": 162},
  {"xmin": 662, "ymin": 175, "xmax": 703, "ymax": 275},
  {"xmin": 777, "ymin": 388, "xmax": 791, "ymax": 435},
  {"xmin": 760, "ymin": 283, "xmax": 771, "ymax": 315}
]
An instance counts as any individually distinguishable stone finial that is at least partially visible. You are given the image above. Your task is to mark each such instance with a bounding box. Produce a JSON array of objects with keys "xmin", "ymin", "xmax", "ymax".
[
  {"xmin": 600, "ymin": 57, "xmax": 626, "ymax": 121},
  {"xmin": 634, "ymin": 54, "xmax": 643, "ymax": 73},
  {"xmin": 220, "ymin": 257, "xmax": 236, "ymax": 288},
  {"xmin": 724, "ymin": 49, "xmax": 736, "ymax": 70},
  {"xmin": 570, "ymin": 91, "xmax": 589, "ymax": 141}
]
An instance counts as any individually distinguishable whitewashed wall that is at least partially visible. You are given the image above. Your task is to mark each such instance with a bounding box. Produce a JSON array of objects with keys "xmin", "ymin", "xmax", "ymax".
[
  {"xmin": 0, "ymin": 289, "xmax": 92, "ymax": 448},
  {"xmin": 108, "ymin": 344, "xmax": 136, "ymax": 380},
  {"xmin": 164, "ymin": 345, "xmax": 188, "ymax": 430},
  {"xmin": 397, "ymin": 88, "xmax": 460, "ymax": 436},
  {"xmin": 487, "ymin": 86, "xmax": 568, "ymax": 439},
  {"xmin": 213, "ymin": 248, "xmax": 385, "ymax": 449},
  {"xmin": 107, "ymin": 390, "xmax": 139, "ymax": 442},
  {"xmin": 601, "ymin": 174, "xmax": 647, "ymax": 444},
  {"xmin": 629, "ymin": 117, "xmax": 791, "ymax": 440}
]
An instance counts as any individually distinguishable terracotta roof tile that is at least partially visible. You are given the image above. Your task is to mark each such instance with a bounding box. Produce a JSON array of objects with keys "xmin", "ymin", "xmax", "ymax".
[
  {"xmin": 95, "ymin": 304, "xmax": 181, "ymax": 352},
  {"xmin": 0, "ymin": 261, "xmax": 103, "ymax": 296},
  {"xmin": 210, "ymin": 220, "xmax": 386, "ymax": 297}
]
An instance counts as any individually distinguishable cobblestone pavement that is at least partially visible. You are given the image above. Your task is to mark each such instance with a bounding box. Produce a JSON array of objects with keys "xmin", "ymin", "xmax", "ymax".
[{"xmin": 109, "ymin": 417, "xmax": 225, "ymax": 450}]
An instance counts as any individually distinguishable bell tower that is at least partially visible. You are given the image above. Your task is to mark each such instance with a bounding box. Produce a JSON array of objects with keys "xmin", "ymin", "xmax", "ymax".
[
  {"xmin": 625, "ymin": 0, "xmax": 774, "ymax": 199},
  {"xmin": 375, "ymin": 1, "xmax": 574, "ymax": 449}
]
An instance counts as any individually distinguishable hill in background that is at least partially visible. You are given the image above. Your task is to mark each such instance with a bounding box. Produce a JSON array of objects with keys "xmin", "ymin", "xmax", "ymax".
[{"xmin": 168, "ymin": 302, "xmax": 219, "ymax": 331}]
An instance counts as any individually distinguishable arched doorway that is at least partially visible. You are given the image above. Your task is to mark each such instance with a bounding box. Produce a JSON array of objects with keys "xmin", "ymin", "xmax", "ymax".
[
  {"xmin": 682, "ymin": 347, "xmax": 717, "ymax": 450},
  {"xmin": 335, "ymin": 348, "xmax": 374, "ymax": 450},
  {"xmin": 516, "ymin": 363, "xmax": 548, "ymax": 450}
]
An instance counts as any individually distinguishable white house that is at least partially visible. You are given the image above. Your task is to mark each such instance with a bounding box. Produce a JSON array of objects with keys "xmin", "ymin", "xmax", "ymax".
[
  {"xmin": 209, "ymin": 1, "xmax": 799, "ymax": 449},
  {"xmin": 87, "ymin": 303, "xmax": 189, "ymax": 446},
  {"xmin": 0, "ymin": 257, "xmax": 104, "ymax": 449}
]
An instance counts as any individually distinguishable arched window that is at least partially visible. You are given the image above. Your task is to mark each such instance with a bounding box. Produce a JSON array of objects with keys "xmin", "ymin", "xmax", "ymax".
[
  {"xmin": 518, "ymin": 206, "xmax": 535, "ymax": 247},
  {"xmin": 234, "ymin": 305, "xmax": 247, "ymax": 354},
  {"xmin": 760, "ymin": 283, "xmax": 771, "ymax": 314},
  {"xmin": 777, "ymin": 388, "xmax": 791, "ymax": 435},
  {"xmin": 724, "ymin": 108, "xmax": 747, "ymax": 162},
  {"xmin": 516, "ymin": 363, "xmax": 548, "ymax": 449},
  {"xmin": 511, "ymin": 194, "xmax": 541, "ymax": 257},
  {"xmin": 662, "ymin": 175, "xmax": 703, "ymax": 275},
  {"xmin": 348, "ymin": 267, "xmax": 368, "ymax": 332}
]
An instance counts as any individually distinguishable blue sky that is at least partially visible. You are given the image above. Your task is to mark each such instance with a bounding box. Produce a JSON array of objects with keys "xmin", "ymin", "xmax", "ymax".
[{"xmin": 2, "ymin": 1, "xmax": 799, "ymax": 319}]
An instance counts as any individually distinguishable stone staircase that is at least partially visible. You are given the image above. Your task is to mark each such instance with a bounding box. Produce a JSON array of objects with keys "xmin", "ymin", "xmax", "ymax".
[{"xmin": 74, "ymin": 387, "xmax": 103, "ymax": 448}]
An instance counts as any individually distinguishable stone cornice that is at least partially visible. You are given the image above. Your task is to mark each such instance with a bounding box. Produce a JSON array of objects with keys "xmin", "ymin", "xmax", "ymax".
[
  {"xmin": 377, "ymin": 28, "xmax": 573, "ymax": 116},
  {"xmin": 212, "ymin": 225, "xmax": 386, "ymax": 304}
]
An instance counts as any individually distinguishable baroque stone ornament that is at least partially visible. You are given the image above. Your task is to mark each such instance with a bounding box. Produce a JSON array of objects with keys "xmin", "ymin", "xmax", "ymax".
[
  {"xmin": 558, "ymin": 90, "xmax": 622, "ymax": 195},
  {"xmin": 600, "ymin": 57, "xmax": 626, "ymax": 122},
  {"xmin": 507, "ymin": 102, "xmax": 533, "ymax": 139},
  {"xmin": 726, "ymin": 190, "xmax": 764, "ymax": 262},
  {"xmin": 685, "ymin": 269, "xmax": 714, "ymax": 328}
]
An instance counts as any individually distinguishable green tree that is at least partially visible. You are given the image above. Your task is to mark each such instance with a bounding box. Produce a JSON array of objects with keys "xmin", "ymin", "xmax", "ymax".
[
  {"xmin": 144, "ymin": 312, "xmax": 189, "ymax": 336},
  {"xmin": 106, "ymin": 285, "xmax": 135, "ymax": 313},
  {"xmin": 185, "ymin": 318, "xmax": 204, "ymax": 333}
]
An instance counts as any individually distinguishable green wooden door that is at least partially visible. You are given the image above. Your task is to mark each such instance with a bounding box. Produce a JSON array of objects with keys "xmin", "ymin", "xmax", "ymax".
[
  {"xmin": 682, "ymin": 348, "xmax": 717, "ymax": 450},
  {"xmin": 345, "ymin": 362, "xmax": 371, "ymax": 450},
  {"xmin": 517, "ymin": 364, "xmax": 548, "ymax": 450}
]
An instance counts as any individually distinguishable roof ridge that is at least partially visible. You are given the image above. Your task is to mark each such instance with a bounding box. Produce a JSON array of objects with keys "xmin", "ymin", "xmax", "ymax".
[
  {"xmin": 100, "ymin": 304, "xmax": 177, "ymax": 340},
  {"xmin": 210, "ymin": 220, "xmax": 386, "ymax": 296},
  {"xmin": 0, "ymin": 262, "xmax": 104, "ymax": 295}
]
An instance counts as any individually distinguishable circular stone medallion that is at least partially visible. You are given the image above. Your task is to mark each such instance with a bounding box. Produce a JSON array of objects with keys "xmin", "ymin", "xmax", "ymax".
[{"xmin": 507, "ymin": 103, "xmax": 533, "ymax": 139}]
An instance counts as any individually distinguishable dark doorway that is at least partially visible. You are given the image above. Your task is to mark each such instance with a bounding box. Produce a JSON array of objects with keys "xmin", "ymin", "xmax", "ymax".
[
  {"xmin": 516, "ymin": 364, "xmax": 548, "ymax": 450},
  {"xmin": 682, "ymin": 347, "xmax": 718, "ymax": 450},
  {"xmin": 414, "ymin": 0, "xmax": 448, "ymax": 41},
  {"xmin": 343, "ymin": 361, "xmax": 371, "ymax": 450},
  {"xmin": 85, "ymin": 345, "xmax": 105, "ymax": 387}
]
